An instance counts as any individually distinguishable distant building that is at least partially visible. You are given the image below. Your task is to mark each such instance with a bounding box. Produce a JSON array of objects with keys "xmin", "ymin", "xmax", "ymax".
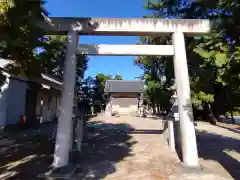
[
  {"xmin": 0, "ymin": 59, "xmax": 62, "ymax": 128},
  {"xmin": 104, "ymin": 80, "xmax": 144, "ymax": 116}
]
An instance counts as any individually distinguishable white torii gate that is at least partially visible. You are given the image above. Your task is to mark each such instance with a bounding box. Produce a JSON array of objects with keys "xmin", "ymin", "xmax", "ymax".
[{"xmin": 42, "ymin": 17, "xmax": 210, "ymax": 168}]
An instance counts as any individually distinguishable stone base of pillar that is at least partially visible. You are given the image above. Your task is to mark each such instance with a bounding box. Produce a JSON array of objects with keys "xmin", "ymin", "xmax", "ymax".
[
  {"xmin": 139, "ymin": 106, "xmax": 146, "ymax": 118},
  {"xmin": 171, "ymin": 162, "xmax": 230, "ymax": 179},
  {"xmin": 38, "ymin": 163, "xmax": 81, "ymax": 179},
  {"xmin": 168, "ymin": 119, "xmax": 175, "ymax": 152},
  {"xmin": 91, "ymin": 106, "xmax": 94, "ymax": 115},
  {"xmin": 71, "ymin": 117, "xmax": 84, "ymax": 153},
  {"xmin": 105, "ymin": 111, "xmax": 112, "ymax": 117},
  {"xmin": 173, "ymin": 162, "xmax": 204, "ymax": 174},
  {"xmin": 105, "ymin": 102, "xmax": 112, "ymax": 117}
]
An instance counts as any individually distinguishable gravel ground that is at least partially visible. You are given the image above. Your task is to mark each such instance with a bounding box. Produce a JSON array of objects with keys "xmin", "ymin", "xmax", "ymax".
[
  {"xmin": 196, "ymin": 121, "xmax": 240, "ymax": 179},
  {"xmin": 76, "ymin": 114, "xmax": 232, "ymax": 180},
  {"xmin": 78, "ymin": 114, "xmax": 177, "ymax": 180},
  {"xmin": 0, "ymin": 129, "xmax": 54, "ymax": 180},
  {"xmin": 0, "ymin": 114, "xmax": 238, "ymax": 180}
]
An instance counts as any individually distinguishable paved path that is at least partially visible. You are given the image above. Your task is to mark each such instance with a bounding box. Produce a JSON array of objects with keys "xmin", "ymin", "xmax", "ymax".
[{"xmin": 77, "ymin": 114, "xmax": 230, "ymax": 180}]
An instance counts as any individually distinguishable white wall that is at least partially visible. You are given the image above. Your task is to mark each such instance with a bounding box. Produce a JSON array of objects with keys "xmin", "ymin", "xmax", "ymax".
[
  {"xmin": 42, "ymin": 93, "xmax": 49, "ymax": 121},
  {"xmin": 6, "ymin": 78, "xmax": 28, "ymax": 125},
  {"xmin": 50, "ymin": 95, "xmax": 57, "ymax": 118},
  {"xmin": 0, "ymin": 75, "xmax": 61, "ymax": 126},
  {"xmin": 0, "ymin": 76, "xmax": 10, "ymax": 126},
  {"xmin": 36, "ymin": 91, "xmax": 42, "ymax": 117},
  {"xmin": 111, "ymin": 97, "xmax": 138, "ymax": 116},
  {"xmin": 36, "ymin": 91, "xmax": 60, "ymax": 122}
]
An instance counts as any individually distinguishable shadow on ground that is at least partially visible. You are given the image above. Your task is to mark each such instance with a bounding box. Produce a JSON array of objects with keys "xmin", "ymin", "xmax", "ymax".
[
  {"xmin": 0, "ymin": 131, "xmax": 54, "ymax": 180},
  {"xmin": 0, "ymin": 116, "xmax": 169, "ymax": 180},
  {"xmin": 216, "ymin": 124, "xmax": 240, "ymax": 134},
  {"xmin": 173, "ymin": 122, "xmax": 240, "ymax": 179},
  {"xmin": 0, "ymin": 119, "xmax": 137, "ymax": 180},
  {"xmin": 73, "ymin": 120, "xmax": 137, "ymax": 179},
  {"xmin": 196, "ymin": 129, "xmax": 240, "ymax": 179}
]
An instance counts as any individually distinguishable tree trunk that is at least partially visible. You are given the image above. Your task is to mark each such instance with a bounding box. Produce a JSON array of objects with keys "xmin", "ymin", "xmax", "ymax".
[
  {"xmin": 209, "ymin": 104, "xmax": 217, "ymax": 125},
  {"xmin": 152, "ymin": 101, "xmax": 156, "ymax": 115},
  {"xmin": 157, "ymin": 104, "xmax": 160, "ymax": 116},
  {"xmin": 192, "ymin": 106, "xmax": 200, "ymax": 120},
  {"xmin": 213, "ymin": 111, "xmax": 221, "ymax": 122},
  {"xmin": 202, "ymin": 103, "xmax": 217, "ymax": 125},
  {"xmin": 230, "ymin": 110, "xmax": 236, "ymax": 124}
]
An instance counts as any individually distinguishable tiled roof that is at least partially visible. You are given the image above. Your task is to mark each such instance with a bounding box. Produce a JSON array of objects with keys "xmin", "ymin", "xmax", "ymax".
[
  {"xmin": 105, "ymin": 80, "xmax": 144, "ymax": 93},
  {"xmin": 0, "ymin": 58, "xmax": 62, "ymax": 90}
]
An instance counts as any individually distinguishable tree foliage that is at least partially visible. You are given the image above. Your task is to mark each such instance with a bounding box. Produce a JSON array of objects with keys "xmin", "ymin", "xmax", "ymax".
[
  {"xmin": 38, "ymin": 35, "xmax": 88, "ymax": 82},
  {"xmin": 0, "ymin": 0, "xmax": 47, "ymax": 76},
  {"xmin": 0, "ymin": 1, "xmax": 88, "ymax": 84},
  {"xmin": 136, "ymin": 0, "xmax": 240, "ymax": 124},
  {"xmin": 113, "ymin": 74, "xmax": 123, "ymax": 80},
  {"xmin": 0, "ymin": 1, "xmax": 89, "ymax": 112},
  {"xmin": 83, "ymin": 73, "xmax": 123, "ymax": 112}
]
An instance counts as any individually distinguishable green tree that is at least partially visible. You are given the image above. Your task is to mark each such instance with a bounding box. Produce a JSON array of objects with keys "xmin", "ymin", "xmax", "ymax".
[
  {"xmin": 86, "ymin": 73, "xmax": 124, "ymax": 112},
  {"xmin": 37, "ymin": 35, "xmax": 89, "ymax": 110},
  {"xmin": 0, "ymin": 0, "xmax": 47, "ymax": 76},
  {"xmin": 138, "ymin": 0, "xmax": 240, "ymax": 124},
  {"xmin": 113, "ymin": 74, "xmax": 123, "ymax": 80},
  {"xmin": 92, "ymin": 73, "xmax": 112, "ymax": 110},
  {"xmin": 134, "ymin": 34, "xmax": 174, "ymax": 115},
  {"xmin": 38, "ymin": 35, "xmax": 88, "ymax": 82}
]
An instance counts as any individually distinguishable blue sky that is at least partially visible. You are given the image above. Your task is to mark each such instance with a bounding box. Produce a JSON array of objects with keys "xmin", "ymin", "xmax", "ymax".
[{"xmin": 45, "ymin": 0, "xmax": 149, "ymax": 80}]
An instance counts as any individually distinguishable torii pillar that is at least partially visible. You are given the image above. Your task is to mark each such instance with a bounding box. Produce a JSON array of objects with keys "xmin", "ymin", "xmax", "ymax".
[
  {"xmin": 52, "ymin": 26, "xmax": 79, "ymax": 168},
  {"xmin": 172, "ymin": 32, "xmax": 199, "ymax": 166}
]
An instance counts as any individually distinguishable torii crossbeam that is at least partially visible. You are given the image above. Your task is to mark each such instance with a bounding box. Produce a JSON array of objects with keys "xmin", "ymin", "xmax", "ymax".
[{"xmin": 41, "ymin": 17, "xmax": 210, "ymax": 35}]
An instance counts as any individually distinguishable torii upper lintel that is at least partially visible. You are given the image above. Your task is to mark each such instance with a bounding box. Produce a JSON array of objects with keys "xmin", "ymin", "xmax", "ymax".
[{"xmin": 40, "ymin": 17, "xmax": 210, "ymax": 36}]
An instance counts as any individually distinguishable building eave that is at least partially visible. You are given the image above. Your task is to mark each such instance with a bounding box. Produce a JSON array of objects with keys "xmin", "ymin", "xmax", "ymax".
[{"xmin": 0, "ymin": 58, "xmax": 62, "ymax": 91}]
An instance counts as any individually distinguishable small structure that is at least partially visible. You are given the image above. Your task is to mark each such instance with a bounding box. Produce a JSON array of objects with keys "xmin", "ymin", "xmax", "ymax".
[
  {"xmin": 0, "ymin": 59, "xmax": 62, "ymax": 128},
  {"xmin": 104, "ymin": 80, "xmax": 144, "ymax": 116},
  {"xmin": 164, "ymin": 84, "xmax": 179, "ymax": 152}
]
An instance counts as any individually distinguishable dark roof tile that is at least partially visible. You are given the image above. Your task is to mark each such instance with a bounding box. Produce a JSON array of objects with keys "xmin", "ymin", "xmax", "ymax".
[{"xmin": 105, "ymin": 80, "xmax": 144, "ymax": 93}]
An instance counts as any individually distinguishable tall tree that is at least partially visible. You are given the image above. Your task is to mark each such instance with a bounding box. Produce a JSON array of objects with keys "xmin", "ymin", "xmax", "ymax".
[
  {"xmin": 137, "ymin": 0, "xmax": 240, "ymax": 124},
  {"xmin": 84, "ymin": 73, "xmax": 124, "ymax": 112},
  {"xmin": 92, "ymin": 73, "xmax": 112, "ymax": 110},
  {"xmin": 113, "ymin": 74, "xmax": 123, "ymax": 80},
  {"xmin": 0, "ymin": 0, "xmax": 48, "ymax": 76},
  {"xmin": 134, "ymin": 30, "xmax": 174, "ymax": 115},
  {"xmin": 38, "ymin": 35, "xmax": 88, "ymax": 82}
]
